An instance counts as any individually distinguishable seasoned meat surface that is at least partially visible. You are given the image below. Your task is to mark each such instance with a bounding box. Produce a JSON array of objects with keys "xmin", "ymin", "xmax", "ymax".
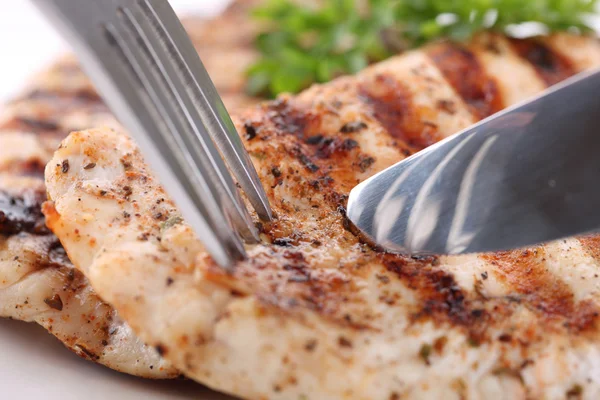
[
  {"xmin": 45, "ymin": 33, "xmax": 600, "ymax": 399},
  {"xmin": 0, "ymin": 173, "xmax": 176, "ymax": 377},
  {"xmin": 0, "ymin": 0, "xmax": 258, "ymax": 377},
  {"xmin": 0, "ymin": 57, "xmax": 178, "ymax": 378}
]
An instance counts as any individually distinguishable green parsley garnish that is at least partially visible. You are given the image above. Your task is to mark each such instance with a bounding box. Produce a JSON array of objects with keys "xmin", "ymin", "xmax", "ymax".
[{"xmin": 247, "ymin": 0, "xmax": 598, "ymax": 97}]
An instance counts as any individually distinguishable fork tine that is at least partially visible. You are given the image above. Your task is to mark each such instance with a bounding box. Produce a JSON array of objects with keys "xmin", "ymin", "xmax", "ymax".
[
  {"xmin": 29, "ymin": 0, "xmax": 268, "ymax": 269},
  {"xmin": 102, "ymin": 22, "xmax": 246, "ymax": 267},
  {"xmin": 117, "ymin": 5, "xmax": 259, "ymax": 243},
  {"xmin": 141, "ymin": 0, "xmax": 273, "ymax": 222}
]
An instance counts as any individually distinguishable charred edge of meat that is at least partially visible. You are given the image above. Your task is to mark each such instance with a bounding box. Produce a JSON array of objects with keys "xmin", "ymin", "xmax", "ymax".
[
  {"xmin": 75, "ymin": 344, "xmax": 100, "ymax": 361},
  {"xmin": 509, "ymin": 39, "xmax": 576, "ymax": 86},
  {"xmin": 426, "ymin": 43, "xmax": 503, "ymax": 119},
  {"xmin": 0, "ymin": 189, "xmax": 50, "ymax": 235},
  {"xmin": 335, "ymin": 206, "xmax": 388, "ymax": 253}
]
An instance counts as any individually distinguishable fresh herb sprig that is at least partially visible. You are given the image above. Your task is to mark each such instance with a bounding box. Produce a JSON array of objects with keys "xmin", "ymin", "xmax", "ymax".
[{"xmin": 247, "ymin": 0, "xmax": 598, "ymax": 97}]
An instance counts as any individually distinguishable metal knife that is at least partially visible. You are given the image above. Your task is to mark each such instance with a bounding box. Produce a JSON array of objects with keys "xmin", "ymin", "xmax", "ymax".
[{"xmin": 347, "ymin": 67, "xmax": 600, "ymax": 255}]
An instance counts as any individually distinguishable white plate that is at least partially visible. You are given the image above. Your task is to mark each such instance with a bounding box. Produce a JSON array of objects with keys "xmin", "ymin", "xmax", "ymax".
[
  {"xmin": 0, "ymin": 2, "xmax": 236, "ymax": 398},
  {"xmin": 0, "ymin": 319, "xmax": 233, "ymax": 400}
]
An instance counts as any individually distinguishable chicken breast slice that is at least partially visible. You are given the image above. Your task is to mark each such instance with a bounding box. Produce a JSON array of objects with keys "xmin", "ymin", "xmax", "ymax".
[
  {"xmin": 45, "ymin": 33, "xmax": 600, "ymax": 399},
  {"xmin": 0, "ymin": 172, "xmax": 177, "ymax": 377}
]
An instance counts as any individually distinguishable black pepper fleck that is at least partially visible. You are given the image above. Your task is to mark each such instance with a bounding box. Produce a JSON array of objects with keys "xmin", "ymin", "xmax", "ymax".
[
  {"xmin": 273, "ymin": 237, "xmax": 293, "ymax": 247},
  {"xmin": 340, "ymin": 121, "xmax": 367, "ymax": 133},
  {"xmin": 271, "ymin": 167, "xmax": 282, "ymax": 178},
  {"xmin": 498, "ymin": 333, "xmax": 512, "ymax": 342},
  {"xmin": 61, "ymin": 160, "xmax": 70, "ymax": 173},
  {"xmin": 437, "ymin": 99, "xmax": 457, "ymax": 114},
  {"xmin": 304, "ymin": 339, "xmax": 317, "ymax": 352},
  {"xmin": 244, "ymin": 123, "xmax": 257, "ymax": 140},
  {"xmin": 44, "ymin": 294, "xmax": 63, "ymax": 311},
  {"xmin": 155, "ymin": 344, "xmax": 167, "ymax": 356},
  {"xmin": 342, "ymin": 138, "xmax": 359, "ymax": 151},
  {"xmin": 338, "ymin": 336, "xmax": 353, "ymax": 348},
  {"xmin": 299, "ymin": 154, "xmax": 319, "ymax": 172},
  {"xmin": 305, "ymin": 134, "xmax": 324, "ymax": 145},
  {"xmin": 566, "ymin": 384, "xmax": 583, "ymax": 399},
  {"xmin": 358, "ymin": 156, "xmax": 375, "ymax": 172},
  {"xmin": 419, "ymin": 343, "xmax": 432, "ymax": 365}
]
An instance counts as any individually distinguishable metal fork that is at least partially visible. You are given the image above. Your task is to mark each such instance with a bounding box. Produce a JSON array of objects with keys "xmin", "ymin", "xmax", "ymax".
[{"xmin": 30, "ymin": 0, "xmax": 272, "ymax": 268}]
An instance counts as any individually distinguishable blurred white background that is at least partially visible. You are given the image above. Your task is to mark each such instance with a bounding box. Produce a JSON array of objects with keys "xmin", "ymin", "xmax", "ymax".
[{"xmin": 0, "ymin": 0, "xmax": 230, "ymax": 100}]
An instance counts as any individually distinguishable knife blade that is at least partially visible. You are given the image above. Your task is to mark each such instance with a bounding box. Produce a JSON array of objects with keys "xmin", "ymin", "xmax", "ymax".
[{"xmin": 347, "ymin": 67, "xmax": 600, "ymax": 255}]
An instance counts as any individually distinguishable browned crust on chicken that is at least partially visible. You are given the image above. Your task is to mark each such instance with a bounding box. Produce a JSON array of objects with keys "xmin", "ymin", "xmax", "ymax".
[
  {"xmin": 579, "ymin": 235, "xmax": 600, "ymax": 261},
  {"xmin": 481, "ymin": 248, "xmax": 599, "ymax": 333},
  {"xmin": 508, "ymin": 38, "xmax": 577, "ymax": 85},
  {"xmin": 358, "ymin": 74, "xmax": 438, "ymax": 153},
  {"xmin": 426, "ymin": 42, "xmax": 503, "ymax": 119}
]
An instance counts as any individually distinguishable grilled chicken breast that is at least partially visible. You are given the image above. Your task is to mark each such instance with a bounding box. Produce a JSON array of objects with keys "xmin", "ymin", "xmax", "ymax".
[
  {"xmin": 0, "ymin": 173, "xmax": 178, "ymax": 377},
  {"xmin": 0, "ymin": 65, "xmax": 178, "ymax": 377},
  {"xmin": 44, "ymin": 32, "xmax": 600, "ymax": 399},
  {"xmin": 0, "ymin": 1, "xmax": 256, "ymax": 376}
]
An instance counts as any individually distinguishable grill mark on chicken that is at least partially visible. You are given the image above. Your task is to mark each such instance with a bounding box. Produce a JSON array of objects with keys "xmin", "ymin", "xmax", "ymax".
[
  {"xmin": 11, "ymin": 90, "xmax": 106, "ymax": 115},
  {"xmin": 380, "ymin": 254, "xmax": 491, "ymax": 341},
  {"xmin": 22, "ymin": 84, "xmax": 101, "ymax": 104},
  {"xmin": 0, "ymin": 117, "xmax": 60, "ymax": 137},
  {"xmin": 359, "ymin": 74, "xmax": 436, "ymax": 153},
  {"xmin": 509, "ymin": 39, "xmax": 576, "ymax": 85},
  {"xmin": 0, "ymin": 188, "xmax": 49, "ymax": 235},
  {"xmin": 263, "ymin": 98, "xmax": 321, "ymax": 141},
  {"xmin": 481, "ymin": 248, "xmax": 599, "ymax": 333},
  {"xmin": 205, "ymin": 247, "xmax": 377, "ymax": 331},
  {"xmin": 0, "ymin": 158, "xmax": 46, "ymax": 178},
  {"xmin": 252, "ymin": 97, "xmax": 370, "ymax": 201},
  {"xmin": 426, "ymin": 43, "xmax": 503, "ymax": 119}
]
